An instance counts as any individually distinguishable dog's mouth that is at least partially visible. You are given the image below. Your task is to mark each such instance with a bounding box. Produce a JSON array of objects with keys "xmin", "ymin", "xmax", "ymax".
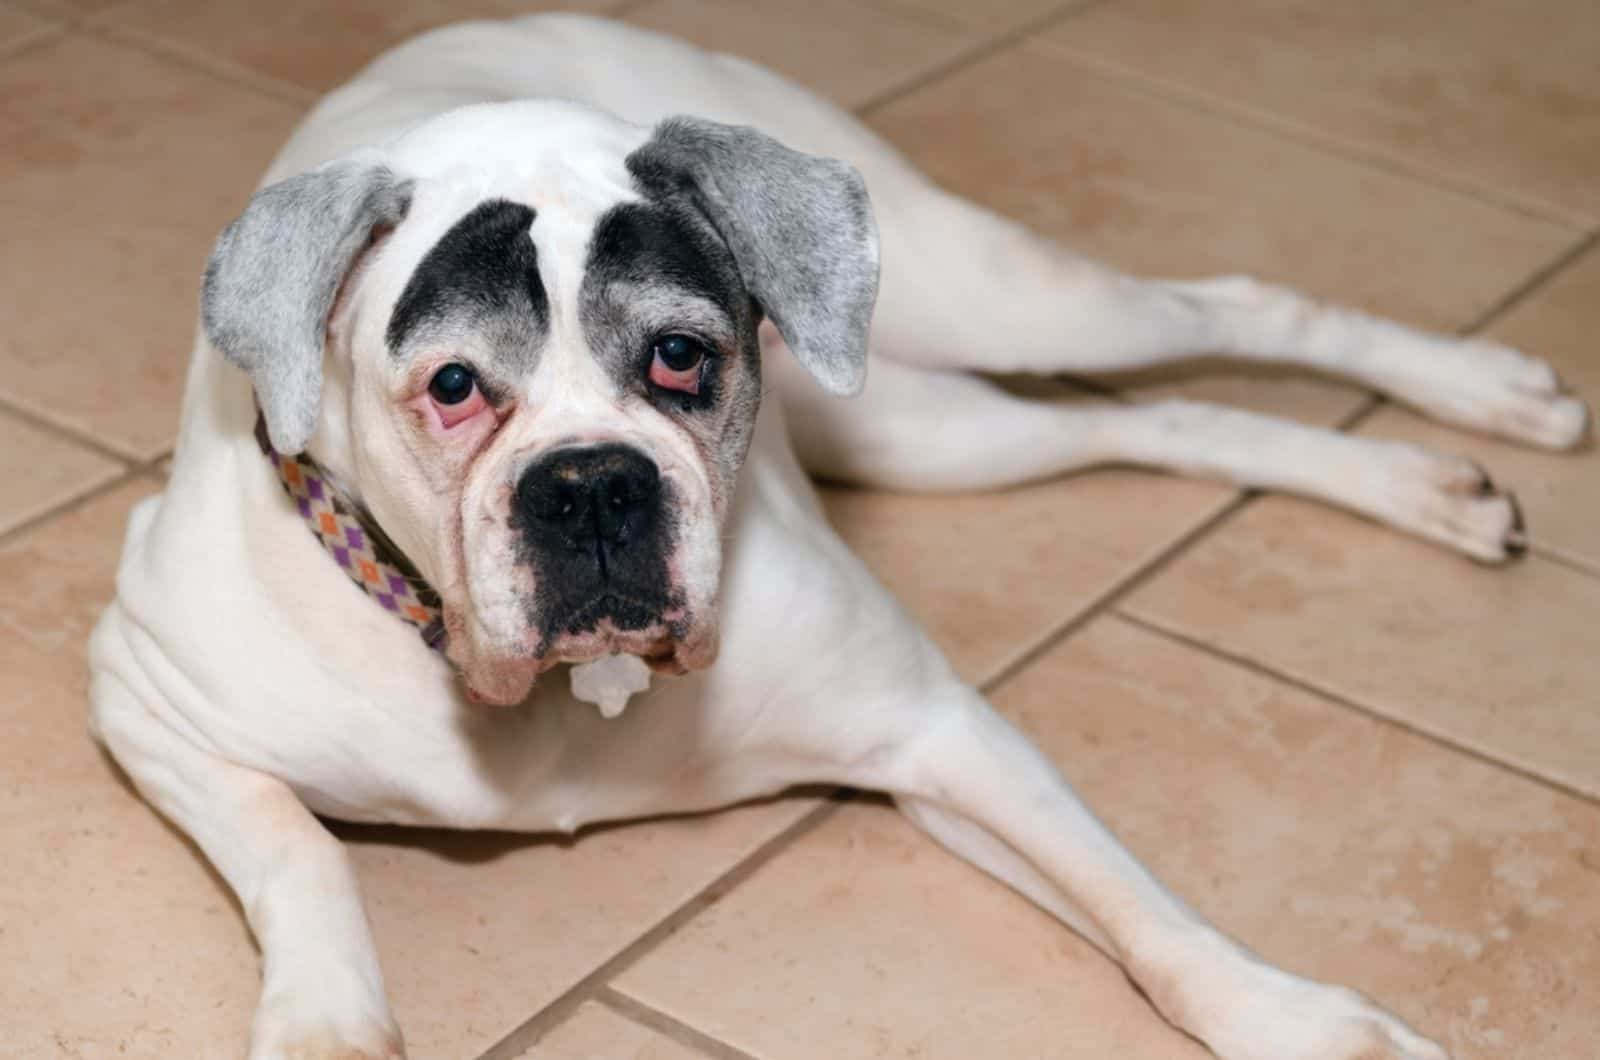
[{"xmin": 445, "ymin": 596, "xmax": 718, "ymax": 707}]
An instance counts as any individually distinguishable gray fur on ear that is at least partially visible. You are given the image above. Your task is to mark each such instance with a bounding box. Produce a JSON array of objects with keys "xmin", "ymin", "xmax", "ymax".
[
  {"xmin": 627, "ymin": 117, "xmax": 880, "ymax": 396},
  {"xmin": 201, "ymin": 159, "xmax": 413, "ymax": 454}
]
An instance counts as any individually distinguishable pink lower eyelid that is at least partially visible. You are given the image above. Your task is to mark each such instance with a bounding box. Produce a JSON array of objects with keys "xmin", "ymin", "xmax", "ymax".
[
  {"xmin": 650, "ymin": 360, "xmax": 700, "ymax": 393},
  {"xmin": 434, "ymin": 390, "xmax": 485, "ymax": 427}
]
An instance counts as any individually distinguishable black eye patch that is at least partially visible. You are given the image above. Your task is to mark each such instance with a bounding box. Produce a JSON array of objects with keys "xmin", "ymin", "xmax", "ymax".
[
  {"xmin": 584, "ymin": 201, "xmax": 745, "ymax": 322},
  {"xmin": 386, "ymin": 199, "xmax": 550, "ymax": 356}
]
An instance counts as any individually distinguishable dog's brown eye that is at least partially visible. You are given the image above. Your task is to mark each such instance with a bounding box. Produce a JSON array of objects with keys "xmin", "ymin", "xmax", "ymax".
[{"xmin": 428, "ymin": 363, "xmax": 475, "ymax": 405}]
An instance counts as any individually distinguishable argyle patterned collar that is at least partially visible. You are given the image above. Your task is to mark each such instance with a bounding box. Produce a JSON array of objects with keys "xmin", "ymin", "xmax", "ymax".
[{"xmin": 256, "ymin": 416, "xmax": 448, "ymax": 651}]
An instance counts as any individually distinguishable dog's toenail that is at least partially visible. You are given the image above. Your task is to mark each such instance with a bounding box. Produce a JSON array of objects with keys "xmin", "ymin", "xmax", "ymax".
[
  {"xmin": 1505, "ymin": 493, "xmax": 1528, "ymax": 557},
  {"xmin": 1472, "ymin": 465, "xmax": 1495, "ymax": 496}
]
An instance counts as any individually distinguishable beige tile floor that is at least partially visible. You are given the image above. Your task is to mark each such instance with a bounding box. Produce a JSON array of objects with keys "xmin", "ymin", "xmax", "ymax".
[{"xmin": 1, "ymin": 1, "xmax": 1596, "ymax": 1057}]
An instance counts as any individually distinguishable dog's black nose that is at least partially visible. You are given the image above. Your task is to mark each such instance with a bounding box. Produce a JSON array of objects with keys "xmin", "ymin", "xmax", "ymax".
[{"xmin": 516, "ymin": 443, "xmax": 662, "ymax": 553}]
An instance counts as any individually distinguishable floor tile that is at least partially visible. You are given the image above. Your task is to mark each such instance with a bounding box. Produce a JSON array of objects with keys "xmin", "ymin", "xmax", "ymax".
[
  {"xmin": 1123, "ymin": 495, "xmax": 1600, "ymax": 799},
  {"xmin": 520, "ymin": 1002, "xmax": 711, "ymax": 1060},
  {"xmin": 1045, "ymin": 0, "xmax": 1600, "ymax": 223},
  {"xmin": 0, "ymin": 2, "xmax": 53, "ymax": 50},
  {"xmin": 106, "ymin": 0, "xmax": 629, "ymax": 95},
  {"xmin": 626, "ymin": 0, "xmax": 979, "ymax": 110},
  {"xmin": 823, "ymin": 444, "xmax": 1230, "ymax": 684},
  {"xmin": 1358, "ymin": 245, "xmax": 1600, "ymax": 571},
  {"xmin": 1004, "ymin": 617, "xmax": 1600, "ymax": 1058},
  {"xmin": 866, "ymin": 41, "xmax": 1574, "ymax": 423},
  {"xmin": 867, "ymin": 42, "xmax": 1575, "ymax": 331},
  {"xmin": 0, "ymin": 410, "xmax": 123, "ymax": 535},
  {"xmin": 0, "ymin": 34, "xmax": 302, "ymax": 459},
  {"xmin": 615, "ymin": 801, "xmax": 1211, "ymax": 1060},
  {"xmin": 341, "ymin": 797, "xmax": 816, "ymax": 1059},
  {"xmin": 0, "ymin": 480, "xmax": 817, "ymax": 1057},
  {"xmin": 618, "ymin": 617, "xmax": 1600, "ymax": 1058}
]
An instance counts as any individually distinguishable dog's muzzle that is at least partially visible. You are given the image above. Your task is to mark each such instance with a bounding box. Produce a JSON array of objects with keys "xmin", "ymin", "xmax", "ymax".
[{"xmin": 515, "ymin": 443, "xmax": 681, "ymax": 649}]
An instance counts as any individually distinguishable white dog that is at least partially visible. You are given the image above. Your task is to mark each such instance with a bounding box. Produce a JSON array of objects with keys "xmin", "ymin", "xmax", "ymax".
[{"xmin": 88, "ymin": 13, "xmax": 1588, "ymax": 1060}]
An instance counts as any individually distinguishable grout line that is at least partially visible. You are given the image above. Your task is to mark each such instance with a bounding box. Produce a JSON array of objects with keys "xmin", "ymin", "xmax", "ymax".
[
  {"xmin": 0, "ymin": 465, "xmax": 125, "ymax": 540},
  {"xmin": 1329, "ymin": 391, "xmax": 1384, "ymax": 433},
  {"xmin": 0, "ymin": 467, "xmax": 142, "ymax": 545},
  {"xmin": 854, "ymin": 0, "xmax": 1114, "ymax": 118},
  {"xmin": 0, "ymin": 17, "xmax": 66, "ymax": 60},
  {"xmin": 1111, "ymin": 609, "xmax": 1600, "ymax": 810},
  {"xmin": 1455, "ymin": 228, "xmax": 1600, "ymax": 337},
  {"xmin": 77, "ymin": 0, "xmax": 149, "ymax": 26},
  {"xmin": 9, "ymin": 0, "xmax": 134, "ymax": 26},
  {"xmin": 86, "ymin": 21, "xmax": 317, "ymax": 107},
  {"xmin": 1531, "ymin": 544, "xmax": 1600, "ymax": 581},
  {"xmin": 1029, "ymin": 41, "xmax": 1589, "ymax": 230},
  {"xmin": 0, "ymin": 394, "xmax": 142, "ymax": 467},
  {"xmin": 474, "ymin": 795, "xmax": 849, "ymax": 1060},
  {"xmin": 595, "ymin": 987, "xmax": 763, "ymax": 1060},
  {"xmin": 980, "ymin": 489, "xmax": 1255, "ymax": 694},
  {"xmin": 82, "ymin": 0, "xmax": 671, "ymax": 117}
]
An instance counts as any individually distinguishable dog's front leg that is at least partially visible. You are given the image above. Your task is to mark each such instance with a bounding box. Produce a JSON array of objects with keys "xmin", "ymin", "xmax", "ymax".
[
  {"xmin": 832, "ymin": 680, "xmax": 1447, "ymax": 1060},
  {"xmin": 90, "ymin": 614, "xmax": 401, "ymax": 1060}
]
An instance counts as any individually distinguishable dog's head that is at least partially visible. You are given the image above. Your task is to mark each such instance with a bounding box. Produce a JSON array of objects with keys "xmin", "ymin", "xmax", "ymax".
[{"xmin": 201, "ymin": 102, "xmax": 878, "ymax": 704}]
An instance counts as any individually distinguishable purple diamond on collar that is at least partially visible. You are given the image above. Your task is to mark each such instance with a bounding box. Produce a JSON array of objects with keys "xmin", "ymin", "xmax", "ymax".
[{"xmin": 258, "ymin": 409, "xmax": 446, "ymax": 652}]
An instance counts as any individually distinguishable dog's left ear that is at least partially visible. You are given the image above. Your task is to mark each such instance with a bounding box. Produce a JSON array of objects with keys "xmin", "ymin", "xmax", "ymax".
[
  {"xmin": 629, "ymin": 117, "xmax": 880, "ymax": 396},
  {"xmin": 202, "ymin": 157, "xmax": 414, "ymax": 454}
]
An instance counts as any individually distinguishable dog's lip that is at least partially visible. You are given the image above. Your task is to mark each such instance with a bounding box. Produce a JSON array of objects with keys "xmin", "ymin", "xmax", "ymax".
[
  {"xmin": 448, "ymin": 599, "xmax": 714, "ymax": 704},
  {"xmin": 460, "ymin": 637, "xmax": 708, "ymax": 704},
  {"xmin": 536, "ymin": 619, "xmax": 678, "ymax": 671}
]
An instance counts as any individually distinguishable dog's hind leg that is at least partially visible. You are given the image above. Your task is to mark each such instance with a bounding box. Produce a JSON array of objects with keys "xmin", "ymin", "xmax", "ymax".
[
  {"xmin": 781, "ymin": 355, "xmax": 1525, "ymax": 562},
  {"xmin": 868, "ymin": 183, "xmax": 1587, "ymax": 449},
  {"xmin": 89, "ymin": 606, "xmax": 403, "ymax": 1060}
]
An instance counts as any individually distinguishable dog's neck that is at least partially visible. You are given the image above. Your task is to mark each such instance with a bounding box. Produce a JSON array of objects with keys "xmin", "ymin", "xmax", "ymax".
[{"xmin": 254, "ymin": 415, "xmax": 448, "ymax": 651}]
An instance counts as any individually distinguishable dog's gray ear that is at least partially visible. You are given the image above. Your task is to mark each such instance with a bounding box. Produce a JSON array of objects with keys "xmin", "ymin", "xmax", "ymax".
[
  {"xmin": 628, "ymin": 117, "xmax": 879, "ymax": 396},
  {"xmin": 202, "ymin": 159, "xmax": 413, "ymax": 453}
]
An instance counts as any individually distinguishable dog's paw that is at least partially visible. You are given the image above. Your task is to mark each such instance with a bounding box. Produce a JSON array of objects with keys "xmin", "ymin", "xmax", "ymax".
[
  {"xmin": 262, "ymin": 1041, "xmax": 403, "ymax": 1060},
  {"xmin": 1394, "ymin": 338, "xmax": 1590, "ymax": 451},
  {"xmin": 249, "ymin": 1004, "xmax": 404, "ymax": 1060},
  {"xmin": 250, "ymin": 1030, "xmax": 404, "ymax": 1060},
  {"xmin": 1367, "ymin": 446, "xmax": 1525, "ymax": 563},
  {"xmin": 1206, "ymin": 978, "xmax": 1449, "ymax": 1060}
]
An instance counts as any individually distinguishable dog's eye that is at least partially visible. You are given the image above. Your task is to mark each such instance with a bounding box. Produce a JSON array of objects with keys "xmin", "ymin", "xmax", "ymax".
[
  {"xmin": 649, "ymin": 335, "xmax": 707, "ymax": 395},
  {"xmin": 425, "ymin": 362, "xmax": 488, "ymax": 430},
  {"xmin": 428, "ymin": 363, "xmax": 476, "ymax": 405}
]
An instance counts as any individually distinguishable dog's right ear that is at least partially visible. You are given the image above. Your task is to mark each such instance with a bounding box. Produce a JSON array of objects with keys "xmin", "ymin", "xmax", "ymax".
[{"xmin": 201, "ymin": 159, "xmax": 413, "ymax": 455}]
